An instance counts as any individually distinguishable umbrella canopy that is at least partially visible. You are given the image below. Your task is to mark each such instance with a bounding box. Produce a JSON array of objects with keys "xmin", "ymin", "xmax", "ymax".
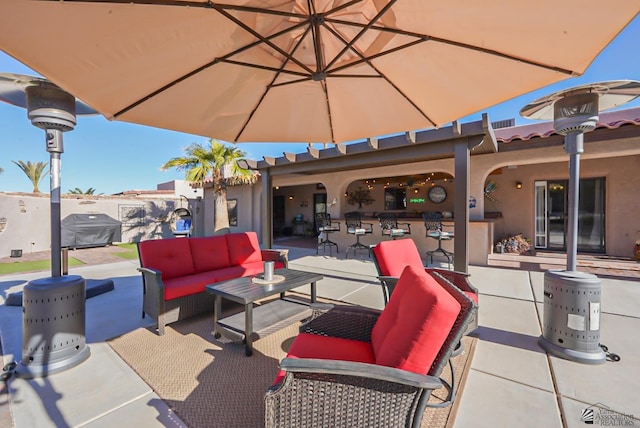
[{"xmin": 0, "ymin": 1, "xmax": 638, "ymax": 144}]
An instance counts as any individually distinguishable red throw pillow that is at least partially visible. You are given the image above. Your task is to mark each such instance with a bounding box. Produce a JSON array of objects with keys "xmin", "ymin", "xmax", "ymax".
[
  {"xmin": 373, "ymin": 239, "xmax": 424, "ymax": 277},
  {"xmin": 225, "ymin": 232, "xmax": 262, "ymax": 266},
  {"xmin": 371, "ymin": 265, "xmax": 461, "ymax": 374}
]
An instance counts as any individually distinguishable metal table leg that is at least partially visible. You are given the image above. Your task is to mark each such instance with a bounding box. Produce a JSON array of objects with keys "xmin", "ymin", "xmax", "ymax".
[
  {"xmin": 244, "ymin": 303, "xmax": 253, "ymax": 356},
  {"xmin": 213, "ymin": 296, "xmax": 221, "ymax": 338}
]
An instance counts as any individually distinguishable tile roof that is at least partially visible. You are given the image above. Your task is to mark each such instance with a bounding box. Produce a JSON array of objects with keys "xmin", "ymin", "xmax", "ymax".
[{"xmin": 494, "ymin": 106, "xmax": 640, "ymax": 143}]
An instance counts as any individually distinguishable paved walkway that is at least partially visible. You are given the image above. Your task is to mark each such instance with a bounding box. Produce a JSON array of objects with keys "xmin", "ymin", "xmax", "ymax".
[{"xmin": 0, "ymin": 246, "xmax": 638, "ymax": 427}]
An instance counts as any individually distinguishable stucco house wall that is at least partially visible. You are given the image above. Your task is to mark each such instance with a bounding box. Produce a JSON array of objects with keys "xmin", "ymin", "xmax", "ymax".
[{"xmin": 486, "ymin": 154, "xmax": 640, "ymax": 257}]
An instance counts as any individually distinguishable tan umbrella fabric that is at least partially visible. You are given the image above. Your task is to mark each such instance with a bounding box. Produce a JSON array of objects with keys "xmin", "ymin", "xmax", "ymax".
[{"xmin": 0, "ymin": 0, "xmax": 638, "ymax": 143}]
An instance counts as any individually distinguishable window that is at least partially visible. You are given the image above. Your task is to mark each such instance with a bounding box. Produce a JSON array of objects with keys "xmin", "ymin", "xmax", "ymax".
[
  {"xmin": 227, "ymin": 199, "xmax": 238, "ymax": 227},
  {"xmin": 384, "ymin": 188, "xmax": 406, "ymax": 210}
]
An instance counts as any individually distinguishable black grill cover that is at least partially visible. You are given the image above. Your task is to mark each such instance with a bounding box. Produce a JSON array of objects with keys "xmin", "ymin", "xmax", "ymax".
[{"xmin": 61, "ymin": 214, "xmax": 122, "ymax": 249}]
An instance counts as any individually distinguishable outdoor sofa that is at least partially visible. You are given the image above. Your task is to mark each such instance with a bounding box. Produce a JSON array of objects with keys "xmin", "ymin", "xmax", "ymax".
[{"xmin": 137, "ymin": 231, "xmax": 287, "ymax": 335}]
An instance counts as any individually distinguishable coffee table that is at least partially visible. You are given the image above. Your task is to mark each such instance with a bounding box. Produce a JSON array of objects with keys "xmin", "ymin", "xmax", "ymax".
[{"xmin": 205, "ymin": 268, "xmax": 323, "ymax": 356}]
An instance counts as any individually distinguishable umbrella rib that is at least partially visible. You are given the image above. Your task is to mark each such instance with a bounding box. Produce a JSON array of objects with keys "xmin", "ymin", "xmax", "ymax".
[
  {"xmin": 234, "ymin": 25, "xmax": 314, "ymax": 141},
  {"xmin": 113, "ymin": 18, "xmax": 309, "ymax": 118},
  {"xmin": 211, "ymin": 5, "xmax": 314, "ymax": 75},
  {"xmin": 325, "ymin": 17, "xmax": 576, "ymax": 76},
  {"xmin": 329, "ymin": 39, "xmax": 424, "ymax": 74},
  {"xmin": 322, "ymin": 80, "xmax": 336, "ymax": 143},
  {"xmin": 324, "ymin": 0, "xmax": 398, "ymax": 71},
  {"xmin": 271, "ymin": 74, "xmax": 379, "ymax": 88},
  {"xmin": 322, "ymin": 22, "xmax": 437, "ymax": 127},
  {"xmin": 219, "ymin": 59, "xmax": 309, "ymax": 78}
]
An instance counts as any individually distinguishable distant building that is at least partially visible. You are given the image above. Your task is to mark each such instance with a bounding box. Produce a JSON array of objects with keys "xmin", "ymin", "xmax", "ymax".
[{"xmin": 113, "ymin": 180, "xmax": 203, "ymax": 198}]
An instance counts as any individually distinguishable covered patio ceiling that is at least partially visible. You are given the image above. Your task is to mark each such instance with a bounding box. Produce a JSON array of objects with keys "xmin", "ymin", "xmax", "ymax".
[{"xmin": 254, "ymin": 115, "xmax": 498, "ymax": 273}]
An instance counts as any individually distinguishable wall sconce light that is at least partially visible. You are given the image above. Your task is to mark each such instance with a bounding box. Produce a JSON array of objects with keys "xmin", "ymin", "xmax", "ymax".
[
  {"xmin": 288, "ymin": 195, "xmax": 294, "ymax": 200},
  {"xmin": 516, "ymin": 182, "xmax": 523, "ymax": 189},
  {"xmin": 413, "ymin": 188, "xmax": 419, "ymax": 194},
  {"xmin": 275, "ymin": 186, "xmax": 280, "ymax": 190}
]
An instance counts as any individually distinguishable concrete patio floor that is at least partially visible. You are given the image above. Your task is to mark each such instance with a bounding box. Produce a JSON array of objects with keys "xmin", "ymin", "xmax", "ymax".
[{"xmin": 0, "ymin": 246, "xmax": 638, "ymax": 427}]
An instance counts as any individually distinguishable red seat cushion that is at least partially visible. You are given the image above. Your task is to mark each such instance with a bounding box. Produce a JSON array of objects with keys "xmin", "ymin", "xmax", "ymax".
[
  {"xmin": 372, "ymin": 239, "xmax": 424, "ymax": 277},
  {"xmin": 163, "ymin": 272, "xmax": 216, "ymax": 300},
  {"xmin": 189, "ymin": 235, "xmax": 231, "ymax": 272},
  {"xmin": 273, "ymin": 333, "xmax": 375, "ymax": 385},
  {"xmin": 371, "ymin": 265, "xmax": 461, "ymax": 374},
  {"xmin": 226, "ymin": 232, "xmax": 262, "ymax": 266},
  {"xmin": 139, "ymin": 238, "xmax": 195, "ymax": 280}
]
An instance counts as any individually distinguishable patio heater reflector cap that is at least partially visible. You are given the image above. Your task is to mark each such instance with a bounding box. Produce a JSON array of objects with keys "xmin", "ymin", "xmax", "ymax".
[
  {"xmin": 26, "ymin": 84, "xmax": 77, "ymax": 132},
  {"xmin": 520, "ymin": 80, "xmax": 640, "ymax": 125}
]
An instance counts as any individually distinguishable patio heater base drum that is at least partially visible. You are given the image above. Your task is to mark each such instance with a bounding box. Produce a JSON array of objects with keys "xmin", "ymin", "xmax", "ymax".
[
  {"xmin": 17, "ymin": 275, "xmax": 91, "ymax": 378},
  {"xmin": 539, "ymin": 270, "xmax": 606, "ymax": 364}
]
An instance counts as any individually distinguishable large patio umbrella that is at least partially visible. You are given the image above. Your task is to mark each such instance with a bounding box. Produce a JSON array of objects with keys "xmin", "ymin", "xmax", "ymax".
[{"xmin": 0, "ymin": 1, "xmax": 639, "ymax": 144}]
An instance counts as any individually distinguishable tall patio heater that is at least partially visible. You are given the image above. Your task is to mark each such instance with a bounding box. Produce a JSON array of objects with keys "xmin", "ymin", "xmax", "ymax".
[
  {"xmin": 521, "ymin": 80, "xmax": 640, "ymax": 364},
  {"xmin": 0, "ymin": 73, "xmax": 96, "ymax": 377}
]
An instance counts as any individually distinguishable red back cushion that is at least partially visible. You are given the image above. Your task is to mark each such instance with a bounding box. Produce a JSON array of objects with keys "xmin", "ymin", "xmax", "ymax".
[
  {"xmin": 371, "ymin": 265, "xmax": 461, "ymax": 374},
  {"xmin": 188, "ymin": 236, "xmax": 231, "ymax": 272},
  {"xmin": 138, "ymin": 238, "xmax": 195, "ymax": 280},
  {"xmin": 372, "ymin": 239, "xmax": 424, "ymax": 277},
  {"xmin": 226, "ymin": 232, "xmax": 262, "ymax": 266}
]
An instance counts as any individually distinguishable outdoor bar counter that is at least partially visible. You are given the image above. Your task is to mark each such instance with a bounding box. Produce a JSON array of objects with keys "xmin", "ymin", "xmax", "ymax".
[{"xmin": 326, "ymin": 217, "xmax": 500, "ymax": 266}]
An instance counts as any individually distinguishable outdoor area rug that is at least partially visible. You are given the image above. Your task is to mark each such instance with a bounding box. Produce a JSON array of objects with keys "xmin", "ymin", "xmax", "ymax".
[{"xmin": 108, "ymin": 305, "xmax": 476, "ymax": 428}]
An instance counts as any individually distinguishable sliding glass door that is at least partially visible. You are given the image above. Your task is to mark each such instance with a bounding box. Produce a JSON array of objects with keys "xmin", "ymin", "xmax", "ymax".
[{"xmin": 534, "ymin": 178, "xmax": 605, "ymax": 253}]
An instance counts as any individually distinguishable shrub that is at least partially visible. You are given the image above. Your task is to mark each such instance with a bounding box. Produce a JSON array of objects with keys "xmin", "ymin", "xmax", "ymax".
[{"xmin": 495, "ymin": 234, "xmax": 532, "ymax": 254}]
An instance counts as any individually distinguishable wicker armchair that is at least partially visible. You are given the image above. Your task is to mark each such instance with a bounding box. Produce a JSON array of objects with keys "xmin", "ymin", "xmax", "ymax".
[
  {"xmin": 371, "ymin": 239, "xmax": 478, "ymax": 334},
  {"xmin": 265, "ymin": 265, "xmax": 477, "ymax": 428}
]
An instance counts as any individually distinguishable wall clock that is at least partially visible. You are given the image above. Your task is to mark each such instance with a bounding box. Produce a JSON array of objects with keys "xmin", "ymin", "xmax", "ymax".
[{"xmin": 428, "ymin": 186, "xmax": 447, "ymax": 203}]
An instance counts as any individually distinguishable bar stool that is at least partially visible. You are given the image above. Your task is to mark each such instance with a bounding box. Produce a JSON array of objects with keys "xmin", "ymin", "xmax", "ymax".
[
  {"xmin": 315, "ymin": 212, "xmax": 340, "ymax": 255},
  {"xmin": 378, "ymin": 212, "xmax": 411, "ymax": 240},
  {"xmin": 423, "ymin": 212, "xmax": 454, "ymax": 269},
  {"xmin": 344, "ymin": 211, "xmax": 373, "ymax": 258}
]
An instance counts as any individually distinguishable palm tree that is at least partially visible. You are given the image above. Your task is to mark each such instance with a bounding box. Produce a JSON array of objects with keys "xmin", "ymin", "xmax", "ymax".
[
  {"xmin": 161, "ymin": 139, "xmax": 257, "ymax": 234},
  {"xmin": 12, "ymin": 160, "xmax": 49, "ymax": 193},
  {"xmin": 68, "ymin": 187, "xmax": 98, "ymax": 195}
]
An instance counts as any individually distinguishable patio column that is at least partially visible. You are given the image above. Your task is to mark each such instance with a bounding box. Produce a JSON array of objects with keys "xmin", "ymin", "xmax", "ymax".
[
  {"xmin": 260, "ymin": 169, "xmax": 273, "ymax": 248},
  {"xmin": 453, "ymin": 139, "xmax": 470, "ymax": 273}
]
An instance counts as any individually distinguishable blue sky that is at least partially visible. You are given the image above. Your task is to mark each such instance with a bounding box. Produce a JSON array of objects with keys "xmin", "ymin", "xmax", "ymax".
[{"xmin": 1, "ymin": 16, "xmax": 639, "ymax": 195}]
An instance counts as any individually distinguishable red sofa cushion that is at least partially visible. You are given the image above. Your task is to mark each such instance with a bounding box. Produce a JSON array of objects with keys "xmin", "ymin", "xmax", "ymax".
[
  {"xmin": 372, "ymin": 239, "xmax": 424, "ymax": 277},
  {"xmin": 139, "ymin": 238, "xmax": 195, "ymax": 280},
  {"xmin": 226, "ymin": 232, "xmax": 262, "ymax": 266},
  {"xmin": 371, "ymin": 265, "xmax": 461, "ymax": 374},
  {"xmin": 188, "ymin": 235, "xmax": 231, "ymax": 272},
  {"xmin": 163, "ymin": 273, "xmax": 215, "ymax": 300},
  {"xmin": 273, "ymin": 333, "xmax": 375, "ymax": 385}
]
